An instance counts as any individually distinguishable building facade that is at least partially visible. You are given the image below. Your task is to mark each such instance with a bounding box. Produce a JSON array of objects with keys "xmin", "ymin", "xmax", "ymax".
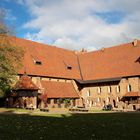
[{"xmin": 6, "ymin": 36, "xmax": 140, "ymax": 110}]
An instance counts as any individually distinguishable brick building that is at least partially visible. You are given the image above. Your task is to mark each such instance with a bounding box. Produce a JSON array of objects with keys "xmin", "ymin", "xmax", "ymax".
[{"xmin": 7, "ymin": 37, "xmax": 140, "ymax": 110}]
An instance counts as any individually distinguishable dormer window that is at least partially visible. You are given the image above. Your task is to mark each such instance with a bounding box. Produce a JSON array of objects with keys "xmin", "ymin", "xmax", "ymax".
[
  {"xmin": 67, "ymin": 66, "xmax": 72, "ymax": 70},
  {"xmin": 63, "ymin": 61, "xmax": 72, "ymax": 70},
  {"xmin": 33, "ymin": 58, "xmax": 42, "ymax": 65},
  {"xmin": 35, "ymin": 61, "xmax": 42, "ymax": 65}
]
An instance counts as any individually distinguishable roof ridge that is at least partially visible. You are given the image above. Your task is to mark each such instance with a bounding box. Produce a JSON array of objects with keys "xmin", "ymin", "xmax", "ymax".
[
  {"xmin": 81, "ymin": 40, "xmax": 140, "ymax": 55},
  {"xmin": 12, "ymin": 36, "xmax": 76, "ymax": 53}
]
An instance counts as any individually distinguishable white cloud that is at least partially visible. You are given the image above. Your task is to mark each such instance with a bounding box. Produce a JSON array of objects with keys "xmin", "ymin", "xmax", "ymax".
[{"xmin": 19, "ymin": 0, "xmax": 140, "ymax": 51}]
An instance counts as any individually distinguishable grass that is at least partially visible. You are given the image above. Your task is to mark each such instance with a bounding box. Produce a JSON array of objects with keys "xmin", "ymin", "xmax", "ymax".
[{"xmin": 0, "ymin": 109, "xmax": 140, "ymax": 140}]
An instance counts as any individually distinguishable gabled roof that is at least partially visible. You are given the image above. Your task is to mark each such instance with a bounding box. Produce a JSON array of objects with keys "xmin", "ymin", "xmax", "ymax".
[
  {"xmin": 9, "ymin": 36, "xmax": 81, "ymax": 80},
  {"xmin": 78, "ymin": 41, "xmax": 140, "ymax": 81},
  {"xmin": 40, "ymin": 80, "xmax": 79, "ymax": 98},
  {"xmin": 14, "ymin": 75, "xmax": 38, "ymax": 90},
  {"xmin": 7, "ymin": 36, "xmax": 140, "ymax": 81}
]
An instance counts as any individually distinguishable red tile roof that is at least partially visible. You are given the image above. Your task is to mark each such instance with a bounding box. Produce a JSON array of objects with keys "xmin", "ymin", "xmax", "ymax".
[
  {"xmin": 78, "ymin": 41, "xmax": 140, "ymax": 80},
  {"xmin": 7, "ymin": 36, "xmax": 140, "ymax": 81},
  {"xmin": 123, "ymin": 92, "xmax": 140, "ymax": 97},
  {"xmin": 9, "ymin": 36, "xmax": 81, "ymax": 80},
  {"xmin": 14, "ymin": 75, "xmax": 38, "ymax": 90},
  {"xmin": 40, "ymin": 80, "xmax": 79, "ymax": 98}
]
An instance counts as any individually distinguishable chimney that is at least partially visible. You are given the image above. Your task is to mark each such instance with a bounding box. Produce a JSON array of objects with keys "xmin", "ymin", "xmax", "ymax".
[
  {"xmin": 81, "ymin": 48, "xmax": 87, "ymax": 52},
  {"xmin": 132, "ymin": 39, "xmax": 138, "ymax": 47},
  {"xmin": 101, "ymin": 47, "xmax": 105, "ymax": 52}
]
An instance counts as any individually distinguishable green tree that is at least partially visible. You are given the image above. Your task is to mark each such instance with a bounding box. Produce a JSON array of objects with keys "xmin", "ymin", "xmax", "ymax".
[{"xmin": 0, "ymin": 9, "xmax": 24, "ymax": 97}]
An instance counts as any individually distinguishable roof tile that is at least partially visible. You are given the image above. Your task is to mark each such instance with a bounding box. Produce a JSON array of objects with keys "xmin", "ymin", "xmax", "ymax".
[{"xmin": 40, "ymin": 80, "xmax": 79, "ymax": 98}]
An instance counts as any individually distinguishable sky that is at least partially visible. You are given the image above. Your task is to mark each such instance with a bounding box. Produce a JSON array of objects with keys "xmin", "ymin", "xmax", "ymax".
[{"xmin": 1, "ymin": 0, "xmax": 140, "ymax": 51}]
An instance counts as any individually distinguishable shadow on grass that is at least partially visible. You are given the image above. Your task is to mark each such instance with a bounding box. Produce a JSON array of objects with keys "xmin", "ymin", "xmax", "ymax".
[
  {"xmin": 0, "ymin": 108, "xmax": 34, "ymax": 115},
  {"xmin": 0, "ymin": 110, "xmax": 140, "ymax": 140}
]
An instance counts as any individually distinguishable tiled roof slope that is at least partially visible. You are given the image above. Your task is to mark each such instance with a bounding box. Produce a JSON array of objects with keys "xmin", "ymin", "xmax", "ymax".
[
  {"xmin": 14, "ymin": 75, "xmax": 38, "ymax": 90},
  {"xmin": 7, "ymin": 36, "xmax": 140, "ymax": 81},
  {"xmin": 9, "ymin": 36, "xmax": 81, "ymax": 79},
  {"xmin": 78, "ymin": 41, "xmax": 140, "ymax": 80},
  {"xmin": 123, "ymin": 92, "xmax": 140, "ymax": 97},
  {"xmin": 41, "ymin": 81, "xmax": 79, "ymax": 98}
]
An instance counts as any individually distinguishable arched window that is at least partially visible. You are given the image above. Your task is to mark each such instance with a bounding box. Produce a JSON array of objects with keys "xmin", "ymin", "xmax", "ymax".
[{"xmin": 127, "ymin": 84, "xmax": 132, "ymax": 92}]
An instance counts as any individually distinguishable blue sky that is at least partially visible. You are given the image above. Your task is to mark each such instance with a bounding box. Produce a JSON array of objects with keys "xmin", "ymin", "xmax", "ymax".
[{"xmin": 1, "ymin": 0, "xmax": 140, "ymax": 50}]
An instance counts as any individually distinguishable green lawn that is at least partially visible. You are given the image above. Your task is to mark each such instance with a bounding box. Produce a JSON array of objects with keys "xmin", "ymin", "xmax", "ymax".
[{"xmin": 0, "ymin": 111, "xmax": 140, "ymax": 140}]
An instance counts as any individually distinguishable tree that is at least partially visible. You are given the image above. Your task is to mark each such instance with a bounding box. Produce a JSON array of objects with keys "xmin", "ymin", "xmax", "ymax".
[{"xmin": 0, "ymin": 9, "xmax": 24, "ymax": 97}]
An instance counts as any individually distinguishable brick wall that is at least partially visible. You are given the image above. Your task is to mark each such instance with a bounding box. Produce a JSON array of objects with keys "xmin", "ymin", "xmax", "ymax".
[{"xmin": 81, "ymin": 77, "xmax": 140, "ymax": 108}]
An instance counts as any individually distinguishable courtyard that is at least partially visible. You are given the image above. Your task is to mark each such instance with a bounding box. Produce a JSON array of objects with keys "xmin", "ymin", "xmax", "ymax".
[{"xmin": 0, "ymin": 108, "xmax": 140, "ymax": 140}]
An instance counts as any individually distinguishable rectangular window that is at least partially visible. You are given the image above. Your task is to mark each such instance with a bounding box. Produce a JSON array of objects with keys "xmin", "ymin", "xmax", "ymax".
[
  {"xmin": 127, "ymin": 84, "xmax": 131, "ymax": 92},
  {"xmin": 87, "ymin": 90, "xmax": 90, "ymax": 96},
  {"xmin": 97, "ymin": 87, "xmax": 101, "ymax": 93},
  {"xmin": 67, "ymin": 66, "xmax": 72, "ymax": 70},
  {"xmin": 47, "ymin": 99, "xmax": 51, "ymax": 104},
  {"xmin": 33, "ymin": 58, "xmax": 42, "ymax": 65},
  {"xmin": 116, "ymin": 86, "xmax": 120, "ymax": 93},
  {"xmin": 35, "ymin": 61, "xmax": 42, "ymax": 65},
  {"xmin": 54, "ymin": 99, "xmax": 58, "ymax": 104},
  {"xmin": 108, "ymin": 86, "xmax": 111, "ymax": 93}
]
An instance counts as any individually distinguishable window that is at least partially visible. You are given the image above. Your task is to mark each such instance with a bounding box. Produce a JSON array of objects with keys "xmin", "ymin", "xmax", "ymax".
[
  {"xmin": 33, "ymin": 58, "xmax": 42, "ymax": 65},
  {"xmin": 97, "ymin": 97, "xmax": 101, "ymax": 102},
  {"xmin": 97, "ymin": 87, "xmax": 101, "ymax": 93},
  {"xmin": 116, "ymin": 86, "xmax": 120, "ymax": 93},
  {"xmin": 117, "ymin": 97, "xmax": 120, "ymax": 102},
  {"xmin": 35, "ymin": 61, "xmax": 42, "ymax": 65},
  {"xmin": 106, "ymin": 97, "xmax": 110, "ymax": 103},
  {"xmin": 108, "ymin": 86, "xmax": 111, "ymax": 93},
  {"xmin": 127, "ymin": 84, "xmax": 131, "ymax": 92},
  {"xmin": 63, "ymin": 61, "xmax": 72, "ymax": 70},
  {"xmin": 86, "ymin": 90, "xmax": 90, "ymax": 96},
  {"xmin": 47, "ymin": 99, "xmax": 51, "ymax": 104},
  {"xmin": 67, "ymin": 66, "xmax": 72, "ymax": 70},
  {"xmin": 89, "ymin": 101, "xmax": 92, "ymax": 107},
  {"xmin": 54, "ymin": 99, "xmax": 58, "ymax": 104}
]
